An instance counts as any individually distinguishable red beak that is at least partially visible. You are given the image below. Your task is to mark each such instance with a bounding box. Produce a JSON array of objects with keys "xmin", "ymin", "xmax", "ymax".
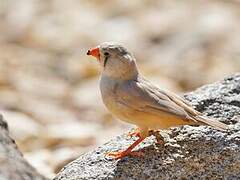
[{"xmin": 87, "ymin": 47, "xmax": 100, "ymax": 60}]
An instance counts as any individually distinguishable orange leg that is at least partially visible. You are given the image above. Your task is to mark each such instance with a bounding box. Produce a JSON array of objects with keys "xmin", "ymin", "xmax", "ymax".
[
  {"xmin": 127, "ymin": 128, "xmax": 140, "ymax": 138},
  {"xmin": 106, "ymin": 135, "xmax": 145, "ymax": 160}
]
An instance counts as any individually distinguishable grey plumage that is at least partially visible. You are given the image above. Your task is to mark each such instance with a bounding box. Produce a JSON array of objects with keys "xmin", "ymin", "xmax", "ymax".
[
  {"xmin": 87, "ymin": 42, "xmax": 229, "ymax": 132},
  {"xmin": 87, "ymin": 42, "xmax": 228, "ymax": 159},
  {"xmin": 101, "ymin": 74, "xmax": 228, "ymax": 131}
]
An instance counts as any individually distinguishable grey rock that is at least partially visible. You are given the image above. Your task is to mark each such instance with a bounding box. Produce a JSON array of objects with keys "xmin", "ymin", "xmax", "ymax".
[
  {"xmin": 0, "ymin": 114, "xmax": 48, "ymax": 180},
  {"xmin": 55, "ymin": 74, "xmax": 240, "ymax": 180}
]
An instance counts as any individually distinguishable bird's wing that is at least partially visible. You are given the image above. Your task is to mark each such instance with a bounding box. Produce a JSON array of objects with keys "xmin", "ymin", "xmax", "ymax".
[
  {"xmin": 158, "ymin": 88, "xmax": 201, "ymax": 116},
  {"xmin": 116, "ymin": 77, "xmax": 228, "ymax": 130},
  {"xmin": 116, "ymin": 77, "xmax": 198, "ymax": 120}
]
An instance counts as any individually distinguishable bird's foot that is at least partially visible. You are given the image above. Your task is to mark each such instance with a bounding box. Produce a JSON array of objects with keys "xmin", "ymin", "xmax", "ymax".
[
  {"xmin": 107, "ymin": 130, "xmax": 146, "ymax": 160},
  {"xmin": 127, "ymin": 128, "xmax": 141, "ymax": 138},
  {"xmin": 148, "ymin": 130, "xmax": 165, "ymax": 145},
  {"xmin": 106, "ymin": 150, "xmax": 144, "ymax": 160}
]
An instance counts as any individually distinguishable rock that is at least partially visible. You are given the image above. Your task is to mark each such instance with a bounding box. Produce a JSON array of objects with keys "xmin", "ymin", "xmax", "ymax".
[
  {"xmin": 0, "ymin": 114, "xmax": 47, "ymax": 180},
  {"xmin": 55, "ymin": 74, "xmax": 240, "ymax": 180}
]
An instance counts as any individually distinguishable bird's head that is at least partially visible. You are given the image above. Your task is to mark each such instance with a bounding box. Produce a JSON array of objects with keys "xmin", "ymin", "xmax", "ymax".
[{"xmin": 87, "ymin": 42, "xmax": 139, "ymax": 80}]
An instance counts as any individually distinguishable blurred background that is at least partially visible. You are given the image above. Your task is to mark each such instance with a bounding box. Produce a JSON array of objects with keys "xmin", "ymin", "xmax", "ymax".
[{"xmin": 0, "ymin": 0, "xmax": 240, "ymax": 178}]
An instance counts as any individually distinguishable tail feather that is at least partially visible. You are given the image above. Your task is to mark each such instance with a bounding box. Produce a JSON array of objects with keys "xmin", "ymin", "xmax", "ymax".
[{"xmin": 194, "ymin": 115, "xmax": 228, "ymax": 131}]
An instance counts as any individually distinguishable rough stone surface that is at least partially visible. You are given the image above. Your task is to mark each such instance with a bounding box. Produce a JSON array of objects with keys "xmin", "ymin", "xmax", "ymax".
[
  {"xmin": 55, "ymin": 74, "xmax": 240, "ymax": 180},
  {"xmin": 0, "ymin": 115, "xmax": 47, "ymax": 180}
]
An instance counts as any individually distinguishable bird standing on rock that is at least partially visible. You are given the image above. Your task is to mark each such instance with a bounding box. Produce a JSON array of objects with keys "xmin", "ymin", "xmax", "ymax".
[{"xmin": 87, "ymin": 42, "xmax": 228, "ymax": 159}]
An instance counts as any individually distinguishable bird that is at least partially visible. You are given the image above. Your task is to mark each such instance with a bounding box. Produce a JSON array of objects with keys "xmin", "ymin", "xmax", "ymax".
[{"xmin": 87, "ymin": 42, "xmax": 228, "ymax": 159}]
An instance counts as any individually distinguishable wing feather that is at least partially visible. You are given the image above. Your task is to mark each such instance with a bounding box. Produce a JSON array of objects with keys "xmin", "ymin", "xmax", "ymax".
[{"xmin": 116, "ymin": 77, "xmax": 192, "ymax": 120}]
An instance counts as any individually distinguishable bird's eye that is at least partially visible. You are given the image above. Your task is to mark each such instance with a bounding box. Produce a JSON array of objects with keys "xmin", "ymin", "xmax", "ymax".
[{"xmin": 104, "ymin": 52, "xmax": 109, "ymax": 56}]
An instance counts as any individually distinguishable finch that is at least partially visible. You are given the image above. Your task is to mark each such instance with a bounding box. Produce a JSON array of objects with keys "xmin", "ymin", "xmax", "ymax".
[{"xmin": 87, "ymin": 42, "xmax": 228, "ymax": 159}]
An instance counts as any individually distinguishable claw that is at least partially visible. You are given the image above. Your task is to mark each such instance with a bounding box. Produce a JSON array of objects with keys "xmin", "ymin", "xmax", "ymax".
[
  {"xmin": 106, "ymin": 150, "xmax": 144, "ymax": 160},
  {"xmin": 106, "ymin": 151, "xmax": 127, "ymax": 159},
  {"xmin": 148, "ymin": 130, "xmax": 165, "ymax": 145}
]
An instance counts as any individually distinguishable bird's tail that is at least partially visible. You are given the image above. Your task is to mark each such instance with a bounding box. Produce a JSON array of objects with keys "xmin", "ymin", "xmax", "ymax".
[{"xmin": 194, "ymin": 115, "xmax": 228, "ymax": 131}]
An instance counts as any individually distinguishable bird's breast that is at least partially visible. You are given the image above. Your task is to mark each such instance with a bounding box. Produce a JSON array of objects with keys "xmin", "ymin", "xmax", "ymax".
[{"xmin": 100, "ymin": 76, "xmax": 131, "ymax": 120}]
